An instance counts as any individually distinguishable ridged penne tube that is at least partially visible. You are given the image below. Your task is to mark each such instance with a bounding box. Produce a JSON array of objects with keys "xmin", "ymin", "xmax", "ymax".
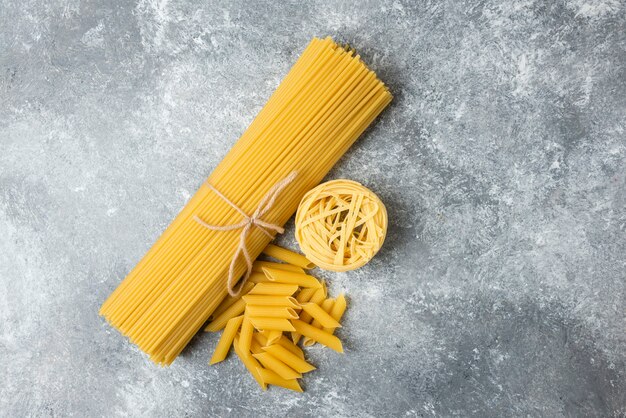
[
  {"xmin": 239, "ymin": 317, "xmax": 254, "ymax": 354},
  {"xmin": 256, "ymin": 368, "xmax": 303, "ymax": 392},
  {"xmin": 250, "ymin": 337, "xmax": 264, "ymax": 355},
  {"xmin": 242, "ymin": 295, "xmax": 299, "ymax": 308},
  {"xmin": 262, "ymin": 268, "xmax": 322, "ymax": 288},
  {"xmin": 246, "ymin": 305, "xmax": 299, "ymax": 319},
  {"xmin": 252, "ymin": 261, "xmax": 304, "ymax": 274},
  {"xmin": 209, "ymin": 281, "xmax": 254, "ymax": 320},
  {"xmin": 248, "ymin": 272, "xmax": 272, "ymax": 284},
  {"xmin": 262, "ymin": 244, "xmax": 315, "ymax": 269},
  {"xmin": 262, "ymin": 344, "xmax": 316, "ymax": 373},
  {"xmin": 295, "ymin": 287, "xmax": 317, "ymax": 304},
  {"xmin": 292, "ymin": 285, "xmax": 326, "ymax": 343},
  {"xmin": 303, "ymin": 298, "xmax": 334, "ymax": 347},
  {"xmin": 253, "ymin": 352, "xmax": 302, "ymax": 380},
  {"xmin": 301, "ymin": 302, "xmax": 341, "ymax": 328},
  {"xmin": 253, "ymin": 331, "xmax": 268, "ymax": 347},
  {"xmin": 204, "ymin": 299, "xmax": 246, "ymax": 332},
  {"xmin": 233, "ymin": 336, "xmax": 266, "ymax": 390},
  {"xmin": 249, "ymin": 317, "xmax": 296, "ymax": 332},
  {"xmin": 266, "ymin": 330, "xmax": 282, "ymax": 345},
  {"xmin": 290, "ymin": 319, "xmax": 344, "ymax": 353},
  {"xmin": 209, "ymin": 315, "xmax": 243, "ymax": 364},
  {"xmin": 248, "ymin": 283, "xmax": 299, "ymax": 296},
  {"xmin": 323, "ymin": 293, "xmax": 347, "ymax": 334},
  {"xmin": 276, "ymin": 335, "xmax": 305, "ymax": 359}
]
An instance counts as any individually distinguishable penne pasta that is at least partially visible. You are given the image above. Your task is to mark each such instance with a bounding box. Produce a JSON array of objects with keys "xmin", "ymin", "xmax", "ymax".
[
  {"xmin": 248, "ymin": 283, "xmax": 299, "ymax": 296},
  {"xmin": 209, "ymin": 315, "xmax": 243, "ymax": 365},
  {"xmin": 323, "ymin": 293, "xmax": 347, "ymax": 334},
  {"xmin": 262, "ymin": 244, "xmax": 315, "ymax": 269},
  {"xmin": 205, "ymin": 299, "xmax": 246, "ymax": 332},
  {"xmin": 276, "ymin": 335, "xmax": 305, "ymax": 359},
  {"xmin": 209, "ymin": 282, "xmax": 254, "ymax": 320},
  {"xmin": 256, "ymin": 367, "xmax": 303, "ymax": 392},
  {"xmin": 266, "ymin": 330, "xmax": 283, "ymax": 345},
  {"xmin": 239, "ymin": 316, "xmax": 254, "ymax": 354},
  {"xmin": 263, "ymin": 268, "xmax": 321, "ymax": 288},
  {"xmin": 303, "ymin": 298, "xmax": 334, "ymax": 347},
  {"xmin": 292, "ymin": 286, "xmax": 326, "ymax": 343},
  {"xmin": 254, "ymin": 331, "xmax": 268, "ymax": 347},
  {"xmin": 295, "ymin": 287, "xmax": 317, "ymax": 304},
  {"xmin": 290, "ymin": 319, "xmax": 344, "ymax": 353},
  {"xmin": 242, "ymin": 295, "xmax": 300, "ymax": 308},
  {"xmin": 233, "ymin": 336, "xmax": 266, "ymax": 390},
  {"xmin": 253, "ymin": 352, "xmax": 302, "ymax": 380},
  {"xmin": 250, "ymin": 336, "xmax": 264, "ymax": 355},
  {"xmin": 246, "ymin": 305, "xmax": 299, "ymax": 319},
  {"xmin": 248, "ymin": 272, "xmax": 272, "ymax": 284},
  {"xmin": 249, "ymin": 317, "xmax": 296, "ymax": 332},
  {"xmin": 263, "ymin": 344, "xmax": 316, "ymax": 373},
  {"xmin": 252, "ymin": 261, "xmax": 305, "ymax": 274},
  {"xmin": 301, "ymin": 302, "xmax": 341, "ymax": 328}
]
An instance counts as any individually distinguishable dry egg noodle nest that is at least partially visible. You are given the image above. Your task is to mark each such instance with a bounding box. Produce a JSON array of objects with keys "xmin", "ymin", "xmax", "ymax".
[{"xmin": 295, "ymin": 180, "xmax": 387, "ymax": 272}]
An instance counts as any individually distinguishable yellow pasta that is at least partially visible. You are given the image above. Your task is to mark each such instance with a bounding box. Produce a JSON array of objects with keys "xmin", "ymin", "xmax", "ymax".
[
  {"xmin": 239, "ymin": 316, "xmax": 254, "ymax": 354},
  {"xmin": 301, "ymin": 302, "xmax": 342, "ymax": 328},
  {"xmin": 242, "ymin": 295, "xmax": 300, "ymax": 308},
  {"xmin": 292, "ymin": 285, "xmax": 327, "ymax": 343},
  {"xmin": 266, "ymin": 330, "xmax": 283, "ymax": 345},
  {"xmin": 323, "ymin": 293, "xmax": 347, "ymax": 334},
  {"xmin": 295, "ymin": 287, "xmax": 318, "ymax": 304},
  {"xmin": 209, "ymin": 282, "xmax": 255, "ymax": 320},
  {"xmin": 234, "ymin": 336, "xmax": 266, "ymax": 390},
  {"xmin": 252, "ymin": 261, "xmax": 304, "ymax": 274},
  {"xmin": 290, "ymin": 319, "xmax": 344, "ymax": 353},
  {"xmin": 209, "ymin": 315, "xmax": 243, "ymax": 365},
  {"xmin": 263, "ymin": 344, "xmax": 316, "ymax": 373},
  {"xmin": 247, "ymin": 272, "xmax": 271, "ymax": 284},
  {"xmin": 204, "ymin": 299, "xmax": 246, "ymax": 332},
  {"xmin": 303, "ymin": 298, "xmax": 334, "ymax": 347},
  {"xmin": 245, "ymin": 305, "xmax": 298, "ymax": 319},
  {"xmin": 262, "ymin": 268, "xmax": 322, "ymax": 288},
  {"xmin": 253, "ymin": 352, "xmax": 302, "ymax": 380},
  {"xmin": 248, "ymin": 283, "xmax": 299, "ymax": 296},
  {"xmin": 253, "ymin": 331, "xmax": 268, "ymax": 347},
  {"xmin": 100, "ymin": 36, "xmax": 390, "ymax": 364},
  {"xmin": 262, "ymin": 244, "xmax": 315, "ymax": 269},
  {"xmin": 276, "ymin": 335, "xmax": 305, "ymax": 359},
  {"xmin": 249, "ymin": 317, "xmax": 296, "ymax": 332},
  {"xmin": 257, "ymin": 368, "xmax": 303, "ymax": 392}
]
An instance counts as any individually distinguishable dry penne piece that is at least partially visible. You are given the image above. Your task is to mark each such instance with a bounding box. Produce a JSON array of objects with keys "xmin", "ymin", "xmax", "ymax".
[
  {"xmin": 301, "ymin": 302, "xmax": 342, "ymax": 328},
  {"xmin": 276, "ymin": 335, "xmax": 305, "ymax": 359},
  {"xmin": 209, "ymin": 315, "xmax": 243, "ymax": 365},
  {"xmin": 254, "ymin": 331, "xmax": 268, "ymax": 347},
  {"xmin": 295, "ymin": 287, "xmax": 317, "ymax": 303},
  {"xmin": 290, "ymin": 319, "xmax": 344, "ymax": 353},
  {"xmin": 303, "ymin": 298, "xmax": 334, "ymax": 347},
  {"xmin": 233, "ymin": 336, "xmax": 266, "ymax": 390},
  {"xmin": 246, "ymin": 305, "xmax": 299, "ymax": 319},
  {"xmin": 252, "ymin": 261, "xmax": 305, "ymax": 274},
  {"xmin": 323, "ymin": 293, "xmax": 347, "ymax": 334},
  {"xmin": 249, "ymin": 317, "xmax": 296, "ymax": 332},
  {"xmin": 248, "ymin": 272, "xmax": 272, "ymax": 284},
  {"xmin": 250, "ymin": 337, "xmax": 264, "ymax": 355},
  {"xmin": 292, "ymin": 285, "xmax": 327, "ymax": 343},
  {"xmin": 253, "ymin": 352, "xmax": 302, "ymax": 380},
  {"xmin": 262, "ymin": 268, "xmax": 322, "ymax": 288},
  {"xmin": 205, "ymin": 299, "xmax": 246, "ymax": 332},
  {"xmin": 210, "ymin": 281, "xmax": 255, "ymax": 319},
  {"xmin": 239, "ymin": 316, "xmax": 254, "ymax": 354},
  {"xmin": 262, "ymin": 344, "xmax": 316, "ymax": 373},
  {"xmin": 262, "ymin": 244, "xmax": 315, "ymax": 269},
  {"xmin": 256, "ymin": 367, "xmax": 303, "ymax": 392},
  {"xmin": 242, "ymin": 295, "xmax": 300, "ymax": 308},
  {"xmin": 266, "ymin": 330, "xmax": 283, "ymax": 345},
  {"xmin": 248, "ymin": 283, "xmax": 299, "ymax": 296}
]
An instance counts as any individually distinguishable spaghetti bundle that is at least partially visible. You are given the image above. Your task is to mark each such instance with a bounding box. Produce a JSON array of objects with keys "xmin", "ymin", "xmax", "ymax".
[{"xmin": 100, "ymin": 37, "xmax": 391, "ymax": 365}]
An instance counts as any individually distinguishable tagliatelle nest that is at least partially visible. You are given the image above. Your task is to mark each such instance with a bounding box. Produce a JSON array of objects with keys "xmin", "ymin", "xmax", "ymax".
[{"xmin": 295, "ymin": 180, "xmax": 387, "ymax": 272}]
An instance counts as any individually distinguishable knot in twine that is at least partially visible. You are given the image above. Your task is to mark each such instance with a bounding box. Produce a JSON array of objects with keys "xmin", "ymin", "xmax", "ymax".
[
  {"xmin": 194, "ymin": 171, "xmax": 297, "ymax": 296},
  {"xmin": 295, "ymin": 179, "xmax": 387, "ymax": 272}
]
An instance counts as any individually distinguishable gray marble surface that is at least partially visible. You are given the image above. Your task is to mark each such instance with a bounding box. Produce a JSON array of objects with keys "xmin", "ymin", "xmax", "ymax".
[{"xmin": 1, "ymin": 1, "xmax": 625, "ymax": 417}]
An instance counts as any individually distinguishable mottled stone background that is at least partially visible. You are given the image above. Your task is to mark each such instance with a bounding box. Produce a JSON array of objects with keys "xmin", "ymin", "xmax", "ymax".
[{"xmin": 1, "ymin": 0, "xmax": 624, "ymax": 416}]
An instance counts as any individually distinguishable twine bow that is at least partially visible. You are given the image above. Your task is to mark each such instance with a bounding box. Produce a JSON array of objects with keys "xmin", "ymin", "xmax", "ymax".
[{"xmin": 194, "ymin": 171, "xmax": 297, "ymax": 296}]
